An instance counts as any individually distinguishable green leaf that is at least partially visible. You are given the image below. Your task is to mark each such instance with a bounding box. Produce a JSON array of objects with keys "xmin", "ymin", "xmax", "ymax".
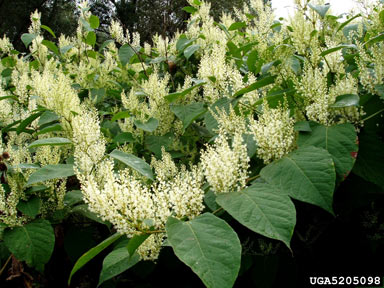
[
  {"xmin": 216, "ymin": 183, "xmax": 296, "ymax": 248},
  {"xmin": 60, "ymin": 45, "xmax": 74, "ymax": 55},
  {"xmin": 64, "ymin": 190, "xmax": 83, "ymax": 207},
  {"xmin": 204, "ymin": 98, "xmax": 232, "ymax": 134},
  {"xmin": 134, "ymin": 117, "xmax": 159, "ymax": 132},
  {"xmin": 28, "ymin": 137, "xmax": 72, "ymax": 149},
  {"xmin": 71, "ymin": 204, "xmax": 109, "ymax": 225},
  {"xmin": 166, "ymin": 213, "xmax": 241, "ymax": 288},
  {"xmin": 119, "ymin": 44, "xmax": 135, "ymax": 66},
  {"xmin": 36, "ymin": 123, "xmax": 63, "ymax": 135},
  {"xmin": 308, "ymin": 3, "xmax": 330, "ymax": 18},
  {"xmin": 298, "ymin": 123, "xmax": 358, "ymax": 181},
  {"xmin": 41, "ymin": 25, "xmax": 56, "ymax": 38},
  {"xmin": 17, "ymin": 111, "xmax": 44, "ymax": 135},
  {"xmin": 261, "ymin": 146, "xmax": 336, "ymax": 214},
  {"xmin": 353, "ymin": 132, "xmax": 384, "ymax": 190},
  {"xmin": 86, "ymin": 31, "xmax": 96, "ymax": 46},
  {"xmin": 21, "ymin": 33, "xmax": 37, "ymax": 48},
  {"xmin": 144, "ymin": 134, "xmax": 174, "ymax": 156},
  {"xmin": 111, "ymin": 110, "xmax": 130, "ymax": 122},
  {"xmin": 16, "ymin": 197, "xmax": 41, "ymax": 218},
  {"xmin": 3, "ymin": 219, "xmax": 54, "ymax": 269},
  {"xmin": 246, "ymin": 50, "xmax": 260, "ymax": 74},
  {"xmin": 184, "ymin": 44, "xmax": 200, "ymax": 60},
  {"xmin": 27, "ymin": 164, "xmax": 75, "ymax": 185},
  {"xmin": 320, "ymin": 44, "xmax": 357, "ymax": 57},
  {"xmin": 98, "ymin": 248, "xmax": 140, "ymax": 287},
  {"xmin": 228, "ymin": 22, "xmax": 247, "ymax": 31},
  {"xmin": 183, "ymin": 6, "xmax": 198, "ymax": 13},
  {"xmin": 165, "ymin": 80, "xmax": 205, "ymax": 103},
  {"xmin": 99, "ymin": 39, "xmax": 114, "ymax": 52},
  {"xmin": 68, "ymin": 233, "xmax": 122, "ymax": 285},
  {"xmin": 330, "ymin": 94, "xmax": 360, "ymax": 108},
  {"xmin": 171, "ymin": 102, "xmax": 207, "ymax": 132},
  {"xmin": 113, "ymin": 132, "xmax": 135, "ymax": 144},
  {"xmin": 242, "ymin": 133, "xmax": 257, "ymax": 158},
  {"xmin": 110, "ymin": 150, "xmax": 154, "ymax": 180},
  {"xmin": 375, "ymin": 84, "xmax": 384, "ymax": 100},
  {"xmin": 89, "ymin": 15, "xmax": 100, "ymax": 29},
  {"xmin": 126, "ymin": 234, "xmax": 150, "ymax": 257},
  {"xmin": 42, "ymin": 40, "xmax": 59, "ymax": 56},
  {"xmin": 38, "ymin": 111, "xmax": 59, "ymax": 126},
  {"xmin": 294, "ymin": 121, "xmax": 312, "ymax": 132},
  {"xmin": 336, "ymin": 14, "xmax": 361, "ymax": 33},
  {"xmin": 364, "ymin": 33, "xmax": 384, "ymax": 46},
  {"xmin": 233, "ymin": 76, "xmax": 276, "ymax": 98}
]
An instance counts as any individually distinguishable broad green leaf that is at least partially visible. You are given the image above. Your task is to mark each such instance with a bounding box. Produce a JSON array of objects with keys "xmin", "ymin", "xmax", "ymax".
[
  {"xmin": 261, "ymin": 60, "xmax": 281, "ymax": 74},
  {"xmin": 119, "ymin": 44, "xmax": 135, "ymax": 66},
  {"xmin": 17, "ymin": 111, "xmax": 44, "ymax": 134},
  {"xmin": 288, "ymin": 55, "xmax": 301, "ymax": 75},
  {"xmin": 98, "ymin": 248, "xmax": 140, "ymax": 287},
  {"xmin": 89, "ymin": 15, "xmax": 100, "ymax": 29},
  {"xmin": 71, "ymin": 204, "xmax": 109, "ymax": 225},
  {"xmin": 364, "ymin": 33, "xmax": 384, "ymax": 46},
  {"xmin": 21, "ymin": 33, "xmax": 37, "ymax": 48},
  {"xmin": 99, "ymin": 39, "xmax": 114, "ymax": 51},
  {"xmin": 111, "ymin": 110, "xmax": 130, "ymax": 122},
  {"xmin": 110, "ymin": 150, "xmax": 154, "ymax": 180},
  {"xmin": 42, "ymin": 40, "xmax": 59, "ymax": 56},
  {"xmin": 41, "ymin": 25, "xmax": 56, "ymax": 38},
  {"xmin": 183, "ymin": 6, "xmax": 198, "ymax": 14},
  {"xmin": 144, "ymin": 134, "xmax": 174, "ymax": 156},
  {"xmin": 320, "ymin": 44, "xmax": 357, "ymax": 57},
  {"xmin": 11, "ymin": 163, "xmax": 40, "ymax": 170},
  {"xmin": 261, "ymin": 146, "xmax": 336, "ymax": 214},
  {"xmin": 16, "ymin": 197, "xmax": 41, "ymax": 218},
  {"xmin": 28, "ymin": 137, "xmax": 72, "ymax": 149},
  {"xmin": 204, "ymin": 98, "xmax": 232, "ymax": 134},
  {"xmin": 60, "ymin": 45, "xmax": 74, "ymax": 55},
  {"xmin": 294, "ymin": 121, "xmax": 312, "ymax": 132},
  {"xmin": 330, "ymin": 94, "xmax": 360, "ymax": 108},
  {"xmin": 36, "ymin": 123, "xmax": 63, "ymax": 135},
  {"xmin": 126, "ymin": 234, "xmax": 150, "ymax": 257},
  {"xmin": 113, "ymin": 132, "xmax": 135, "ymax": 144},
  {"xmin": 336, "ymin": 14, "xmax": 361, "ymax": 33},
  {"xmin": 134, "ymin": 117, "xmax": 159, "ymax": 132},
  {"xmin": 228, "ymin": 22, "xmax": 247, "ymax": 31},
  {"xmin": 171, "ymin": 102, "xmax": 207, "ymax": 132},
  {"xmin": 3, "ymin": 219, "xmax": 54, "ymax": 269},
  {"xmin": 176, "ymin": 36, "xmax": 193, "ymax": 51},
  {"xmin": 68, "ymin": 233, "xmax": 122, "ymax": 285},
  {"xmin": 64, "ymin": 190, "xmax": 83, "ymax": 207},
  {"xmin": 86, "ymin": 31, "xmax": 96, "ymax": 46},
  {"xmin": 38, "ymin": 111, "xmax": 59, "ymax": 126},
  {"xmin": 216, "ymin": 182, "xmax": 296, "ymax": 248},
  {"xmin": 375, "ymin": 84, "xmax": 384, "ymax": 100},
  {"xmin": 308, "ymin": 3, "xmax": 330, "ymax": 18},
  {"xmin": 184, "ymin": 44, "xmax": 200, "ymax": 59},
  {"xmin": 166, "ymin": 213, "xmax": 241, "ymax": 288},
  {"xmin": 298, "ymin": 123, "xmax": 358, "ymax": 180},
  {"xmin": 233, "ymin": 76, "xmax": 276, "ymax": 98},
  {"xmin": 242, "ymin": 133, "xmax": 257, "ymax": 158},
  {"xmin": 353, "ymin": 132, "xmax": 384, "ymax": 190},
  {"xmin": 27, "ymin": 164, "xmax": 75, "ymax": 185},
  {"xmin": 165, "ymin": 80, "xmax": 205, "ymax": 103},
  {"xmin": 247, "ymin": 50, "xmax": 260, "ymax": 74}
]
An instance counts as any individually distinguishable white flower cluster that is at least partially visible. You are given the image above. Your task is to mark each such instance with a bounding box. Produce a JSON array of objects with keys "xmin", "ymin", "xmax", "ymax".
[
  {"xmin": 250, "ymin": 102, "xmax": 295, "ymax": 163},
  {"xmin": 72, "ymin": 109, "xmax": 106, "ymax": 175},
  {"xmin": 0, "ymin": 36, "xmax": 13, "ymax": 54},
  {"xmin": 201, "ymin": 133, "xmax": 249, "ymax": 194},
  {"xmin": 79, "ymin": 149, "xmax": 205, "ymax": 260}
]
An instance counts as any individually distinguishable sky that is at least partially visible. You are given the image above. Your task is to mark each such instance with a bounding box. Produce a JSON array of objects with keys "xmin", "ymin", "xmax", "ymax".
[{"xmin": 271, "ymin": 0, "xmax": 371, "ymax": 19}]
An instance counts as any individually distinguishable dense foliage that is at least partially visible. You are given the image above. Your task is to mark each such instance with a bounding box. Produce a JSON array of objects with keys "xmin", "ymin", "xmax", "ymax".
[{"xmin": 0, "ymin": 0, "xmax": 383, "ymax": 287}]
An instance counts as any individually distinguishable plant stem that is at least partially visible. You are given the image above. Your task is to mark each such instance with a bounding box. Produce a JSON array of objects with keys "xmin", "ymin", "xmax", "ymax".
[
  {"xmin": 362, "ymin": 108, "xmax": 384, "ymax": 122},
  {"xmin": 0, "ymin": 254, "xmax": 12, "ymax": 277}
]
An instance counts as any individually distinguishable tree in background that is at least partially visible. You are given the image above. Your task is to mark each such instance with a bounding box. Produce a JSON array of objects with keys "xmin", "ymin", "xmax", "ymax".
[{"xmin": 0, "ymin": 0, "xmax": 250, "ymax": 49}]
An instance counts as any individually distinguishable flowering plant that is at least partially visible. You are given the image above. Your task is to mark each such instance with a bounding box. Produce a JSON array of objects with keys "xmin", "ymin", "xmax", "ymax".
[{"xmin": 0, "ymin": 0, "xmax": 383, "ymax": 287}]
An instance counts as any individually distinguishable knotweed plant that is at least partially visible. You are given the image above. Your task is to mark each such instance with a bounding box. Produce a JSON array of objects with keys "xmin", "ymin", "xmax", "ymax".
[{"xmin": 0, "ymin": 0, "xmax": 383, "ymax": 287}]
